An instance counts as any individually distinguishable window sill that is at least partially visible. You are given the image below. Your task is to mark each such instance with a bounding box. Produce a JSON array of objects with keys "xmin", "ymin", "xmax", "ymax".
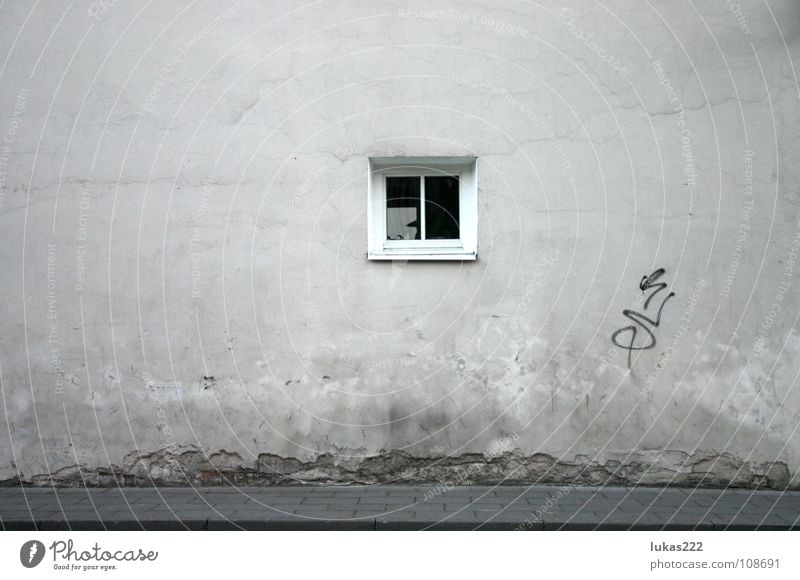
[{"xmin": 368, "ymin": 249, "xmax": 477, "ymax": 261}]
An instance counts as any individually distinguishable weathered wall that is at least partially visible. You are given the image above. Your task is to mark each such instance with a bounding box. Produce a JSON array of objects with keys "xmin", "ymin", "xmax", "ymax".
[{"xmin": 1, "ymin": 0, "xmax": 800, "ymax": 488}]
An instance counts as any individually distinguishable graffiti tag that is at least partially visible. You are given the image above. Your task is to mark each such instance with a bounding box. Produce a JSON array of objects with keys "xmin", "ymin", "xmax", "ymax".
[{"xmin": 611, "ymin": 269, "xmax": 675, "ymax": 369}]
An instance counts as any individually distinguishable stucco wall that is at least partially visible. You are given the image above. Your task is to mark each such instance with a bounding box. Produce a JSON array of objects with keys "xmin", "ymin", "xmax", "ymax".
[{"xmin": 1, "ymin": 0, "xmax": 800, "ymax": 487}]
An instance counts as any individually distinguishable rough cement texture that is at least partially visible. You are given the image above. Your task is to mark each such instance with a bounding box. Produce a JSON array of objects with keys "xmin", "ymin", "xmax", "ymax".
[
  {"xmin": 5, "ymin": 448, "xmax": 791, "ymax": 490},
  {"xmin": 1, "ymin": 1, "xmax": 800, "ymax": 488}
]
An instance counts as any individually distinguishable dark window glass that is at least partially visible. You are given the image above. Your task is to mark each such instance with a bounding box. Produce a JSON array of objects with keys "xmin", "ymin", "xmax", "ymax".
[
  {"xmin": 386, "ymin": 177, "xmax": 421, "ymax": 240},
  {"xmin": 424, "ymin": 175, "xmax": 460, "ymax": 239}
]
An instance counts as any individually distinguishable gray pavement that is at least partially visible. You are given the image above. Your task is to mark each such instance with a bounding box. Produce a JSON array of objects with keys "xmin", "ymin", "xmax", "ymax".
[{"xmin": 1, "ymin": 485, "xmax": 799, "ymax": 530}]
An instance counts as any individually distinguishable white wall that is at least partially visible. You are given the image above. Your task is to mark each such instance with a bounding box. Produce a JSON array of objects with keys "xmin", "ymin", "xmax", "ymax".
[{"xmin": 1, "ymin": 0, "xmax": 800, "ymax": 487}]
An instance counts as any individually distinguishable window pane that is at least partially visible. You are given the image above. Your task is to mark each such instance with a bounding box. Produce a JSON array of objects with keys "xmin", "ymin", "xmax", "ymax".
[
  {"xmin": 425, "ymin": 176, "xmax": 460, "ymax": 239},
  {"xmin": 386, "ymin": 177, "xmax": 421, "ymax": 240}
]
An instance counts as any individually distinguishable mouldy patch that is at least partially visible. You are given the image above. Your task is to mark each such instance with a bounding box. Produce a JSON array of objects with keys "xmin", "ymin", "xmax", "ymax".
[{"xmin": 5, "ymin": 448, "xmax": 795, "ymax": 489}]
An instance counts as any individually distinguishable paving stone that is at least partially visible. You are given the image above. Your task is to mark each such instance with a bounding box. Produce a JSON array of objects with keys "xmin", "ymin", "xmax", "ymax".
[{"xmin": 1, "ymin": 485, "xmax": 799, "ymax": 530}]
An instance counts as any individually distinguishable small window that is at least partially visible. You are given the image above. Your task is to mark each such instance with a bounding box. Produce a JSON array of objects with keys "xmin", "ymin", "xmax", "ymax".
[{"xmin": 368, "ymin": 157, "xmax": 477, "ymax": 260}]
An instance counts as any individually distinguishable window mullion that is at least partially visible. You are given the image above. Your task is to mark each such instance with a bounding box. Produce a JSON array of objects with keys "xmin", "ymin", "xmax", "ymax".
[
  {"xmin": 382, "ymin": 174, "xmax": 388, "ymax": 242},
  {"xmin": 420, "ymin": 176, "xmax": 426, "ymax": 241}
]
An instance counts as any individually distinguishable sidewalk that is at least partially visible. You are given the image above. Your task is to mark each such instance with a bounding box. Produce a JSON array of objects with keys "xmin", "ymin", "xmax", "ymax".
[{"xmin": 1, "ymin": 485, "xmax": 799, "ymax": 530}]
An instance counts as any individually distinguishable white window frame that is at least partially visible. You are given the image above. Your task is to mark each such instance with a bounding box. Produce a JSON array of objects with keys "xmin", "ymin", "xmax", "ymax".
[{"xmin": 368, "ymin": 157, "xmax": 477, "ymax": 260}]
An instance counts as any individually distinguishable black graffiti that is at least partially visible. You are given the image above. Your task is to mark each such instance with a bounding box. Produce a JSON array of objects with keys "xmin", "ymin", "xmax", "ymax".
[{"xmin": 611, "ymin": 268, "xmax": 675, "ymax": 369}]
